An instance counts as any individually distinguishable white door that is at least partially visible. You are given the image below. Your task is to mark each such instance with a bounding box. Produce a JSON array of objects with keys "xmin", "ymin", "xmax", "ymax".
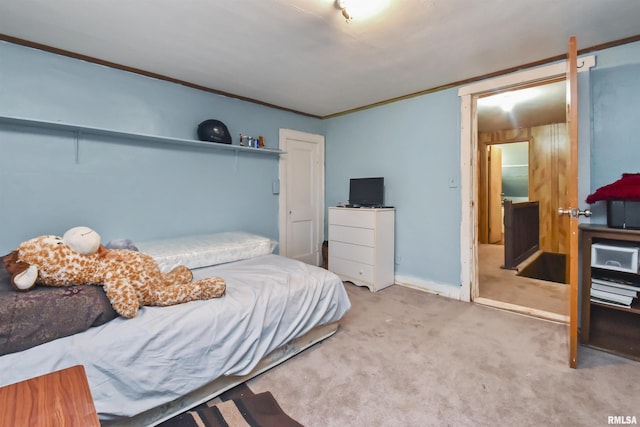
[{"xmin": 279, "ymin": 129, "xmax": 325, "ymax": 265}]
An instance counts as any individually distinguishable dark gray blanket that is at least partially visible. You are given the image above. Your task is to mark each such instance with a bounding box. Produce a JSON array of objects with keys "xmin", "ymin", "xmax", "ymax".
[{"xmin": 0, "ymin": 264, "xmax": 116, "ymax": 356}]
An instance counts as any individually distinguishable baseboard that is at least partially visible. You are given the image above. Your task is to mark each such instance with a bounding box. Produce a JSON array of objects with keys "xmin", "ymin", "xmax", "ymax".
[{"xmin": 395, "ymin": 274, "xmax": 462, "ymax": 300}]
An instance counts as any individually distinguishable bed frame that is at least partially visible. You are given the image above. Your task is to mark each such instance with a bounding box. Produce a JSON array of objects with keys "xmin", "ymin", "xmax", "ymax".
[{"xmin": 104, "ymin": 321, "xmax": 339, "ymax": 426}]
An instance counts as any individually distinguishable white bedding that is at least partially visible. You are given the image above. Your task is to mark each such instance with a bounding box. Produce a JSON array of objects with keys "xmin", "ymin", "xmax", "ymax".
[{"xmin": 0, "ymin": 254, "xmax": 350, "ymax": 422}]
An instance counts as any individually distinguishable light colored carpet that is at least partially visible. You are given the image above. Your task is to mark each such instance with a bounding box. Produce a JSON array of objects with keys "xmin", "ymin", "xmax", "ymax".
[
  {"xmin": 248, "ymin": 283, "xmax": 639, "ymax": 427},
  {"xmin": 478, "ymin": 243, "xmax": 568, "ymax": 317}
]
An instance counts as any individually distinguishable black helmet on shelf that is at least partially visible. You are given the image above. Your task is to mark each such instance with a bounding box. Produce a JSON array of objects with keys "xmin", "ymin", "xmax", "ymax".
[{"xmin": 197, "ymin": 119, "xmax": 232, "ymax": 144}]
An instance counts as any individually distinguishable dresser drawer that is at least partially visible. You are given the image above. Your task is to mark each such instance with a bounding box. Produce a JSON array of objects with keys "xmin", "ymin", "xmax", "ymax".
[
  {"xmin": 329, "ymin": 257, "xmax": 374, "ymax": 284},
  {"xmin": 591, "ymin": 243, "xmax": 640, "ymax": 273},
  {"xmin": 330, "ymin": 241, "xmax": 374, "ymax": 264},
  {"xmin": 329, "ymin": 209, "xmax": 375, "ymax": 228},
  {"xmin": 329, "ymin": 225, "xmax": 375, "ymax": 246}
]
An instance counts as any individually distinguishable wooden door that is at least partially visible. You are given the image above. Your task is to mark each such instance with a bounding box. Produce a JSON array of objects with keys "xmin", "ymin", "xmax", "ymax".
[
  {"xmin": 478, "ymin": 144, "xmax": 489, "ymax": 244},
  {"xmin": 565, "ymin": 36, "xmax": 580, "ymax": 368},
  {"xmin": 488, "ymin": 146, "xmax": 503, "ymax": 244}
]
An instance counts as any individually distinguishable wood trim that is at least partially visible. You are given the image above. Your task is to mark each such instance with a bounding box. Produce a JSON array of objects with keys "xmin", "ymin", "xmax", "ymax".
[
  {"xmin": 474, "ymin": 297, "xmax": 569, "ymax": 323},
  {"xmin": 566, "ymin": 36, "xmax": 579, "ymax": 369},
  {"xmin": 478, "ymin": 77, "xmax": 567, "ymax": 99}
]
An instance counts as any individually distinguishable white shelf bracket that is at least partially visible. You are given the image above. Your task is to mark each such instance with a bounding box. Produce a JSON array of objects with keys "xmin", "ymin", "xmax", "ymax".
[{"xmin": 74, "ymin": 131, "xmax": 80, "ymax": 164}]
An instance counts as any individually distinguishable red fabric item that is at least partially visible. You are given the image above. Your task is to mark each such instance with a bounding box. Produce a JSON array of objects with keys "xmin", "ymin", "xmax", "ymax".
[{"xmin": 585, "ymin": 173, "xmax": 640, "ymax": 204}]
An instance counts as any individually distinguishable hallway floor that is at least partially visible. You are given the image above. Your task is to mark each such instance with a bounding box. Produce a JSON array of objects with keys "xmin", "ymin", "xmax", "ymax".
[{"xmin": 478, "ymin": 243, "xmax": 568, "ymax": 321}]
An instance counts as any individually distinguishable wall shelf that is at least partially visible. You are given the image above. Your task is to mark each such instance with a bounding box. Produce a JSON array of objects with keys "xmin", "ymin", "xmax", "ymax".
[{"xmin": 0, "ymin": 115, "xmax": 284, "ymax": 156}]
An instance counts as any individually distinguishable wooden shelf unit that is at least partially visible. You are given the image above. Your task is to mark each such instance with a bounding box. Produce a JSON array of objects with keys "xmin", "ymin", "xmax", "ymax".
[{"xmin": 579, "ymin": 224, "xmax": 640, "ymax": 361}]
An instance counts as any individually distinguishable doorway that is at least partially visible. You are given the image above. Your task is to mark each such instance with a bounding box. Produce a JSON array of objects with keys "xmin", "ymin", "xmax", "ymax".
[
  {"xmin": 459, "ymin": 45, "xmax": 594, "ymax": 367},
  {"xmin": 475, "ymin": 80, "xmax": 571, "ymax": 322},
  {"xmin": 477, "ymin": 79, "xmax": 569, "ymax": 321},
  {"xmin": 479, "ymin": 140, "xmax": 530, "ymax": 246}
]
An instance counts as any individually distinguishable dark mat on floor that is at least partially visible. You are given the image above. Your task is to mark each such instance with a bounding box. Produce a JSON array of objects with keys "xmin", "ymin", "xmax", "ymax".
[
  {"xmin": 158, "ymin": 383, "xmax": 303, "ymax": 427},
  {"xmin": 517, "ymin": 252, "xmax": 567, "ymax": 284}
]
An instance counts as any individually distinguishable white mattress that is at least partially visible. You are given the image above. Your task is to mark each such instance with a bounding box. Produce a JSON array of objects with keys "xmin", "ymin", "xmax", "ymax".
[
  {"xmin": 136, "ymin": 231, "xmax": 278, "ymax": 272},
  {"xmin": 0, "ymin": 254, "xmax": 350, "ymax": 422}
]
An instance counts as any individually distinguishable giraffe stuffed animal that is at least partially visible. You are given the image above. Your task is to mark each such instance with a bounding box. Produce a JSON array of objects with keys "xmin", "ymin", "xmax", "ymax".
[{"xmin": 2, "ymin": 226, "xmax": 226, "ymax": 318}]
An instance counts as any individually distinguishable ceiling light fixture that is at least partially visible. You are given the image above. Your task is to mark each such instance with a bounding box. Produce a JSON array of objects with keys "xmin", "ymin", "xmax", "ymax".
[
  {"xmin": 336, "ymin": 0, "xmax": 353, "ymax": 23},
  {"xmin": 335, "ymin": 0, "xmax": 391, "ymax": 23},
  {"xmin": 478, "ymin": 88, "xmax": 541, "ymax": 112}
]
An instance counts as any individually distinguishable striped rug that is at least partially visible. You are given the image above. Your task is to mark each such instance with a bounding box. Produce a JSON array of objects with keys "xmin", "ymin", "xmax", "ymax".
[{"xmin": 158, "ymin": 383, "xmax": 303, "ymax": 427}]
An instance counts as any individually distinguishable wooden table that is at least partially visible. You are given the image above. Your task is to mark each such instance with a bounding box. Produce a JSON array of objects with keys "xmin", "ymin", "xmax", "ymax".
[{"xmin": 0, "ymin": 365, "xmax": 100, "ymax": 426}]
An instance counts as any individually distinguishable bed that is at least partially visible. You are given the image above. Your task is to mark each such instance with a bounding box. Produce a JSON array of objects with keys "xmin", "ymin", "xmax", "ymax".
[{"xmin": 0, "ymin": 231, "xmax": 351, "ymax": 426}]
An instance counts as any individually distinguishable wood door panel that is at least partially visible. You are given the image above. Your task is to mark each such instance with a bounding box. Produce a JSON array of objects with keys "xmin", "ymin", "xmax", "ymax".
[
  {"xmin": 529, "ymin": 123, "xmax": 569, "ymax": 254},
  {"xmin": 488, "ymin": 146, "xmax": 503, "ymax": 244},
  {"xmin": 478, "ymin": 142, "xmax": 489, "ymax": 244},
  {"xmin": 567, "ymin": 35, "xmax": 579, "ymax": 369},
  {"xmin": 478, "ymin": 125, "xmax": 569, "ymax": 253}
]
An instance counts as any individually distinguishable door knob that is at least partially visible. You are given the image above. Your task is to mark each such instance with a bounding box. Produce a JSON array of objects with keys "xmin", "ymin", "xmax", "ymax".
[{"xmin": 558, "ymin": 207, "xmax": 592, "ymax": 218}]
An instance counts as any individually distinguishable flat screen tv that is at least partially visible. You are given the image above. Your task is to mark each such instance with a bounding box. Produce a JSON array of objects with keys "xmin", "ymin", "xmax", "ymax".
[{"xmin": 349, "ymin": 177, "xmax": 384, "ymax": 207}]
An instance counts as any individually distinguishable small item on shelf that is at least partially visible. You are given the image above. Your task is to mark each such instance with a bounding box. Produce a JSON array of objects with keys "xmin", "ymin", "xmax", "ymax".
[
  {"xmin": 258, "ymin": 135, "xmax": 265, "ymax": 148},
  {"xmin": 197, "ymin": 119, "xmax": 231, "ymax": 144},
  {"xmin": 591, "ymin": 275, "xmax": 640, "ymax": 291},
  {"xmin": 590, "ymin": 242, "xmax": 640, "ymax": 273},
  {"xmin": 591, "ymin": 282, "xmax": 638, "ymax": 298},
  {"xmin": 590, "ymin": 287, "xmax": 635, "ymax": 308},
  {"xmin": 585, "ymin": 173, "xmax": 640, "ymax": 229},
  {"xmin": 239, "ymin": 133, "xmax": 259, "ymax": 147},
  {"xmin": 590, "ymin": 272, "xmax": 639, "ymax": 308},
  {"xmin": 585, "ymin": 173, "xmax": 640, "ymax": 204}
]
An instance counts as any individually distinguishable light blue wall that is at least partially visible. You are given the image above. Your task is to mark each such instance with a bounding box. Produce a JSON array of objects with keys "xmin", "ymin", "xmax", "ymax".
[
  {"xmin": 3, "ymin": 38, "xmax": 638, "ymax": 291},
  {"xmin": 0, "ymin": 41, "xmax": 323, "ymax": 253},
  {"xmin": 324, "ymin": 40, "xmax": 640, "ymax": 290},
  {"xmin": 324, "ymin": 89, "xmax": 462, "ymax": 286},
  {"xmin": 588, "ymin": 41, "xmax": 640, "ymax": 222}
]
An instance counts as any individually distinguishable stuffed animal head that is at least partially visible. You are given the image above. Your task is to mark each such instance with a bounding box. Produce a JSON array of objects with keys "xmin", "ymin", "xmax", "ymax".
[
  {"xmin": 2, "ymin": 226, "xmax": 102, "ymax": 291},
  {"xmin": 62, "ymin": 226, "xmax": 101, "ymax": 255}
]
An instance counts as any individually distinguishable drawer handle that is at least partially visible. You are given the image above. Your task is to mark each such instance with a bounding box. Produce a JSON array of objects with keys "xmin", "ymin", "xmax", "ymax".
[{"xmin": 604, "ymin": 260, "xmax": 623, "ymax": 267}]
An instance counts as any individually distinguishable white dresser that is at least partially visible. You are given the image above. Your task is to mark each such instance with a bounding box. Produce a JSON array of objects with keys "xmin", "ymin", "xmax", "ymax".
[{"xmin": 328, "ymin": 207, "xmax": 395, "ymax": 292}]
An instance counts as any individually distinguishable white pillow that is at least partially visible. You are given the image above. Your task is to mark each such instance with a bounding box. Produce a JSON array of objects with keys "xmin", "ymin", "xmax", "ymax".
[{"xmin": 136, "ymin": 231, "xmax": 278, "ymax": 272}]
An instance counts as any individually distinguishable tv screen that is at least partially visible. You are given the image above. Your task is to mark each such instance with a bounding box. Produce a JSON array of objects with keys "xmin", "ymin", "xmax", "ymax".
[{"xmin": 349, "ymin": 177, "xmax": 384, "ymax": 207}]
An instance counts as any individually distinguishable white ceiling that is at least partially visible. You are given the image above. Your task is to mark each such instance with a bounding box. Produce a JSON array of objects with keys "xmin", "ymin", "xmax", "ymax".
[
  {"xmin": 0, "ymin": 0, "xmax": 639, "ymax": 119},
  {"xmin": 478, "ymin": 80, "xmax": 567, "ymax": 132}
]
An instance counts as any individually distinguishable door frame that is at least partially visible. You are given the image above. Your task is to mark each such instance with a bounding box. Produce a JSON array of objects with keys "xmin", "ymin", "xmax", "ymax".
[
  {"xmin": 458, "ymin": 55, "xmax": 595, "ymax": 304},
  {"xmin": 278, "ymin": 128, "xmax": 325, "ymax": 264}
]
